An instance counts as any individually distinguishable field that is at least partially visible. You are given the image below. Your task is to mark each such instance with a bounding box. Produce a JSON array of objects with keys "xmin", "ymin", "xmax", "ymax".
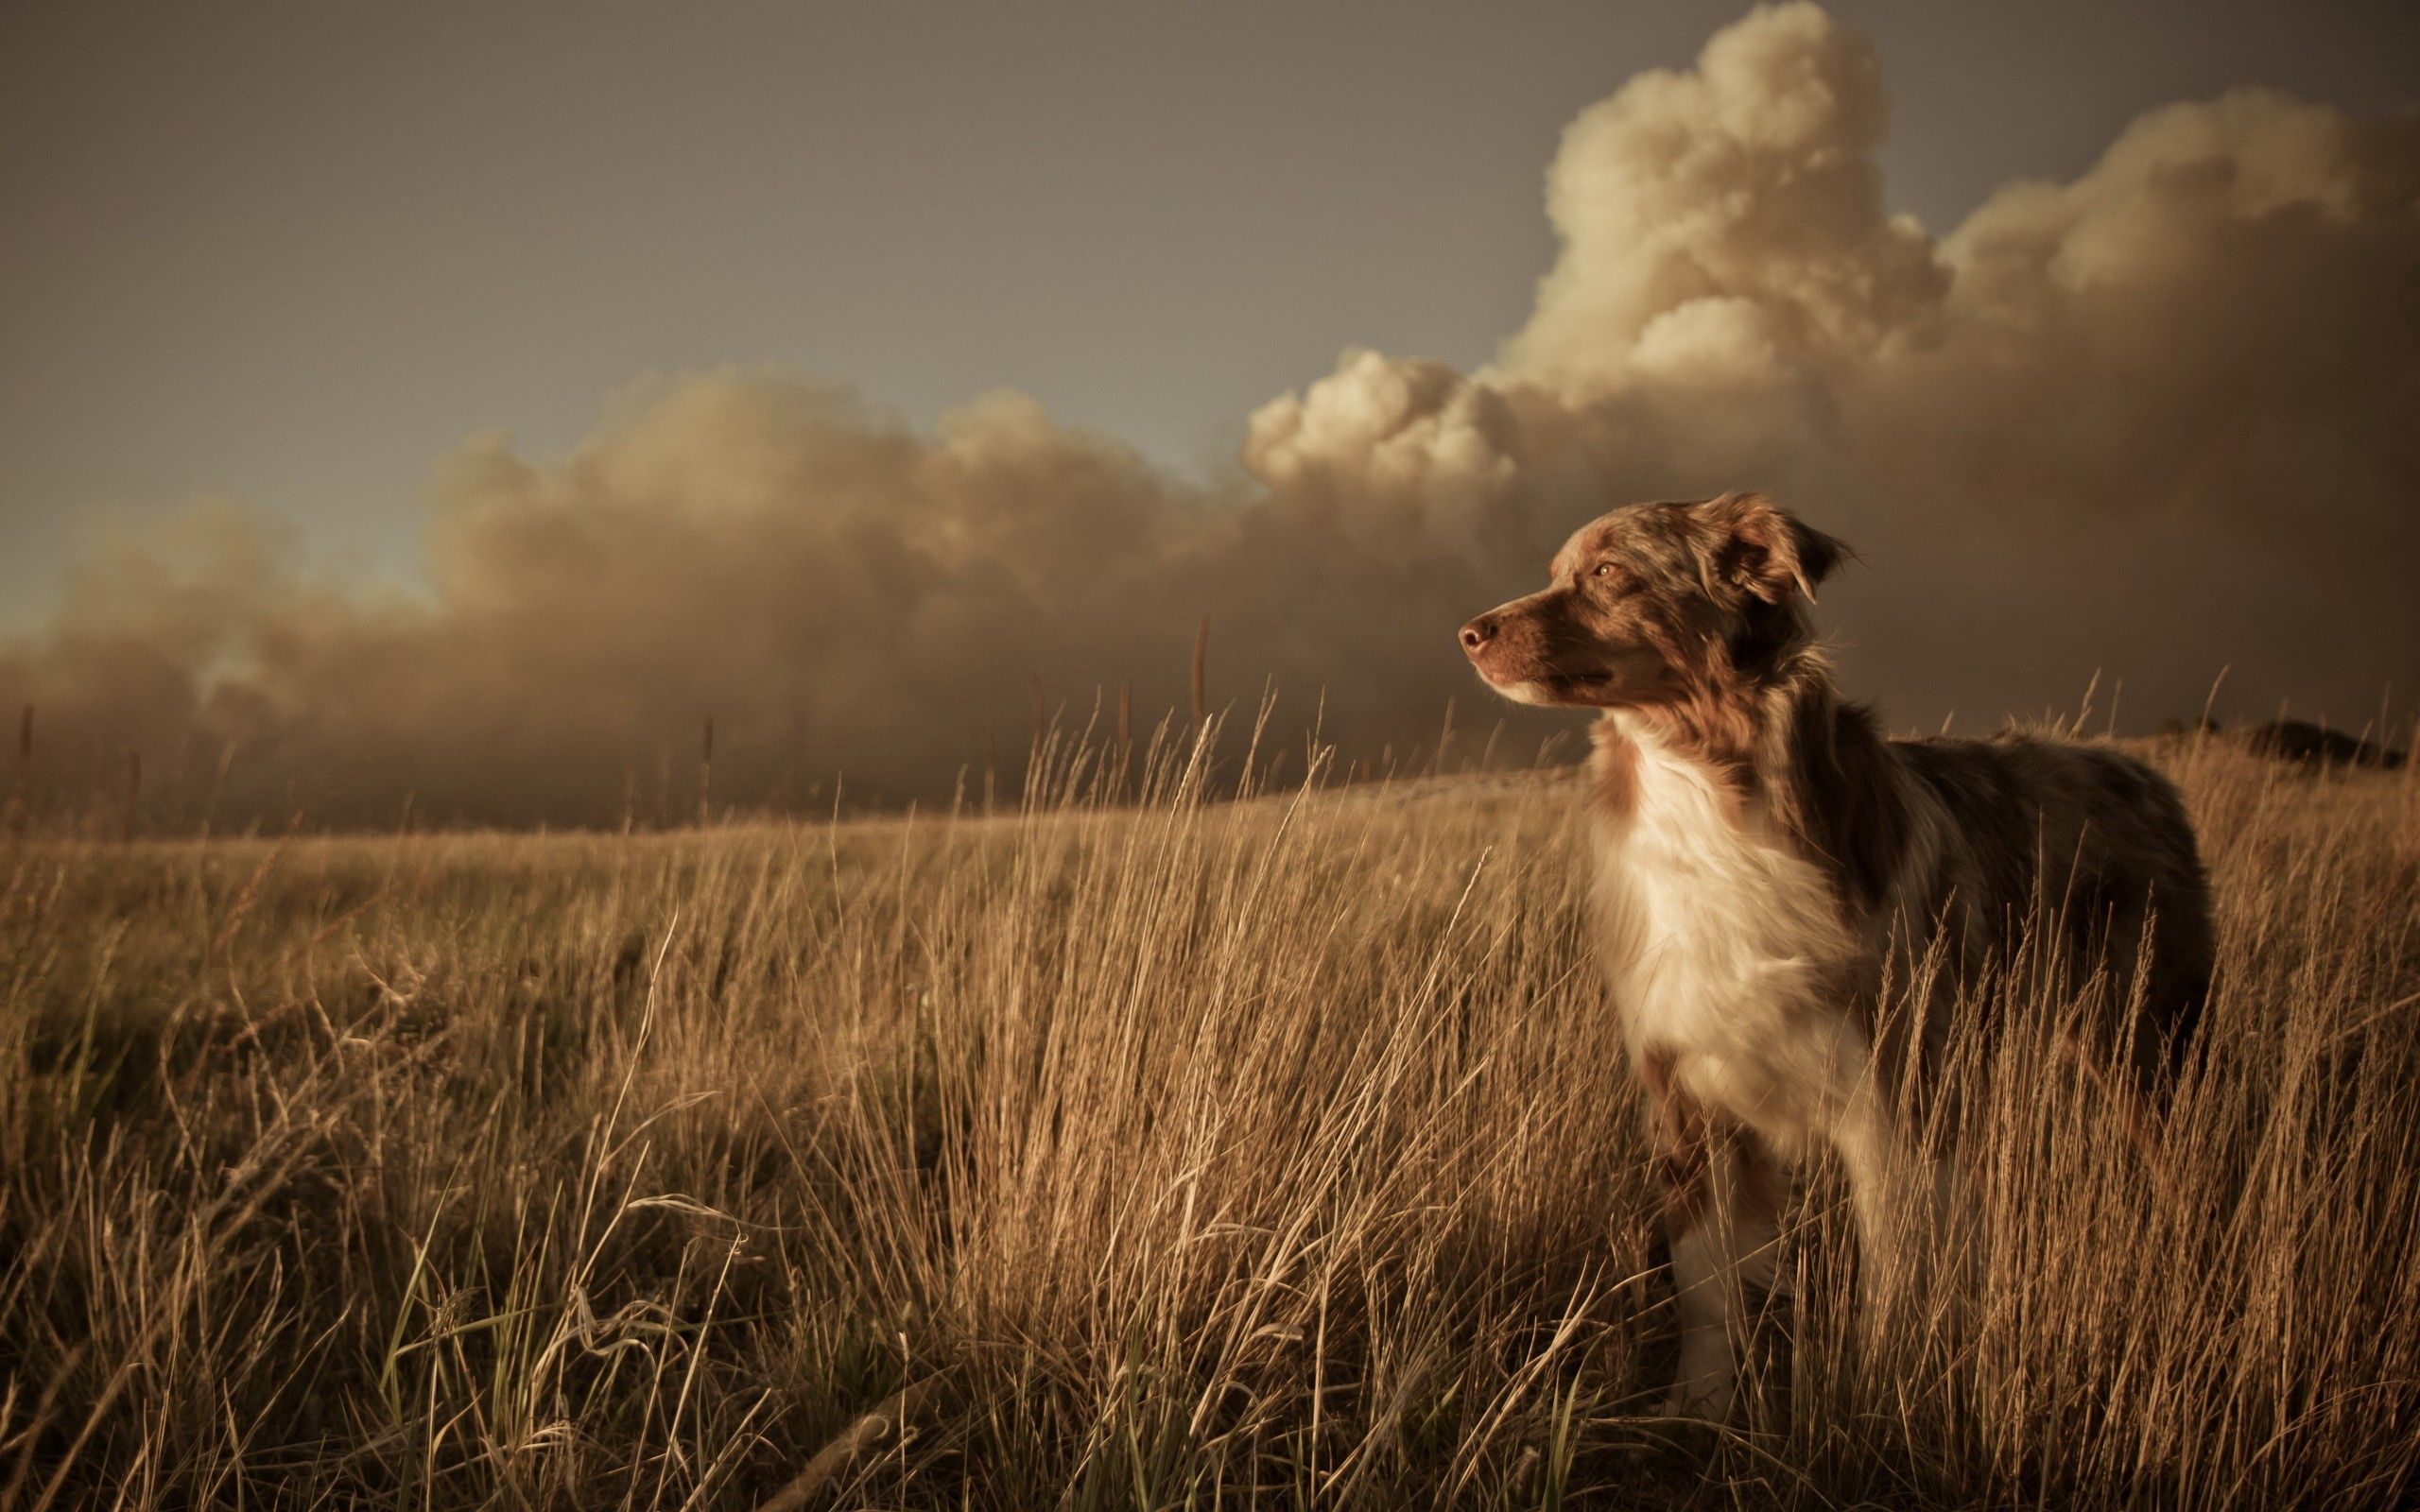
[{"xmin": 4, "ymin": 730, "xmax": 2417, "ymax": 1509}]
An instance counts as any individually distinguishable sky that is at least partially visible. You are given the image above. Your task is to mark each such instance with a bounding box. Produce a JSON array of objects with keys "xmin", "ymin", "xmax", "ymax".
[
  {"xmin": 8, "ymin": 0, "xmax": 2416, "ymax": 608},
  {"xmin": 2, "ymin": 1, "xmax": 2416, "ymax": 823}
]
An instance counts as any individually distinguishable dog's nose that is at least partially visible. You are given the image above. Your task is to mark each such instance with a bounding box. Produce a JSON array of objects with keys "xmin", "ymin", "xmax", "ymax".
[{"xmin": 1459, "ymin": 614, "xmax": 1495, "ymax": 656}]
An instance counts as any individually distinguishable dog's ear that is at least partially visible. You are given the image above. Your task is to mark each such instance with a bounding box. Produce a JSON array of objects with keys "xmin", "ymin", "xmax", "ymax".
[{"xmin": 1695, "ymin": 491, "xmax": 1847, "ymax": 605}]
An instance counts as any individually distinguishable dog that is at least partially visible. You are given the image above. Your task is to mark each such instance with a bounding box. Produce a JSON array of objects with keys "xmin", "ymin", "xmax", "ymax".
[{"xmin": 1458, "ymin": 491, "xmax": 2213, "ymax": 1418}]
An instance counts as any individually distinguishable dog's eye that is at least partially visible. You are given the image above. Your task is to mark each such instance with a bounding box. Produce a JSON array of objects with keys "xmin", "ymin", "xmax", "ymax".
[{"xmin": 1589, "ymin": 562, "xmax": 1616, "ymax": 580}]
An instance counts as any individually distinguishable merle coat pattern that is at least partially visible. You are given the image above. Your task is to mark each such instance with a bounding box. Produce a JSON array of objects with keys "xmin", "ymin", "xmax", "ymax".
[{"xmin": 1458, "ymin": 492, "xmax": 2212, "ymax": 1418}]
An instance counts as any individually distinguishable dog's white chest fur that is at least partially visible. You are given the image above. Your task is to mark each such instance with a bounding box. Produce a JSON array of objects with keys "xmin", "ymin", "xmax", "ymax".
[{"xmin": 1590, "ymin": 717, "xmax": 1867, "ymax": 1152}]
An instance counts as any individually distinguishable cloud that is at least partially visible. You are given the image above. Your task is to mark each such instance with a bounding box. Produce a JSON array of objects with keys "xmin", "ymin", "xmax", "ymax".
[
  {"xmin": 1505, "ymin": 0, "xmax": 1945, "ymax": 388},
  {"xmin": 6, "ymin": 3, "xmax": 2416, "ymax": 825},
  {"xmin": 1244, "ymin": 1, "xmax": 2420, "ymax": 727}
]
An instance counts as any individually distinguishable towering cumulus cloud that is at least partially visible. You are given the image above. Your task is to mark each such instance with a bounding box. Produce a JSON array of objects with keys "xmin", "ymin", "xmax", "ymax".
[{"xmin": 7, "ymin": 3, "xmax": 2416, "ymax": 825}]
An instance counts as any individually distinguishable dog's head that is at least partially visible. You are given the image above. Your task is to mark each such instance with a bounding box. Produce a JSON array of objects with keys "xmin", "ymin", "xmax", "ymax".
[{"xmin": 1458, "ymin": 492, "xmax": 1845, "ymax": 709}]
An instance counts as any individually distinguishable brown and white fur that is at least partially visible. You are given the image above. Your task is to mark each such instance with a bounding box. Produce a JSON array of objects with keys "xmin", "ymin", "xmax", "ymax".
[{"xmin": 1459, "ymin": 492, "xmax": 2212, "ymax": 1418}]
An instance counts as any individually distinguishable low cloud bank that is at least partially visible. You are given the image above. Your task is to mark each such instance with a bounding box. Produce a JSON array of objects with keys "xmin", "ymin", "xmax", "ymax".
[{"xmin": 7, "ymin": 3, "xmax": 2416, "ymax": 825}]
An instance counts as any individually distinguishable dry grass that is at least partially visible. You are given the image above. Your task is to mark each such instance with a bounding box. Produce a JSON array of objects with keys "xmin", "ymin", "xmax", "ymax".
[{"xmin": 3, "ymin": 728, "xmax": 2417, "ymax": 1509}]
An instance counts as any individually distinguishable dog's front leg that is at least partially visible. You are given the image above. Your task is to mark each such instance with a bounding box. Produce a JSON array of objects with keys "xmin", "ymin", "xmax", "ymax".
[
  {"xmin": 1641, "ymin": 1054, "xmax": 1784, "ymax": 1420},
  {"xmin": 1829, "ymin": 1096, "xmax": 1940, "ymax": 1332}
]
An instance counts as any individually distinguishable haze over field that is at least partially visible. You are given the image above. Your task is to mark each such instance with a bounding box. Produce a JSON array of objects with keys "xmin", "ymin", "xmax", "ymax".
[{"xmin": 4, "ymin": 3, "xmax": 2416, "ymax": 824}]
